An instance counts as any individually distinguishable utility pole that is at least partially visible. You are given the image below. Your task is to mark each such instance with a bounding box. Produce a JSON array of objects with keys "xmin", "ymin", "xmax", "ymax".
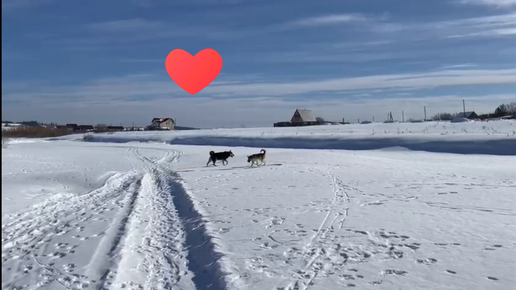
[
  {"xmin": 387, "ymin": 112, "xmax": 393, "ymax": 122},
  {"xmin": 373, "ymin": 116, "xmax": 375, "ymax": 122},
  {"xmin": 463, "ymin": 99, "xmax": 466, "ymax": 116},
  {"xmin": 424, "ymin": 106, "xmax": 427, "ymax": 121},
  {"xmin": 402, "ymin": 110, "xmax": 405, "ymax": 122}
]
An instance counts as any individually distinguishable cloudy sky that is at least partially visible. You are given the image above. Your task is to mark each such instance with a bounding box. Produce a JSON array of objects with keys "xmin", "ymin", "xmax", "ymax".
[{"xmin": 2, "ymin": 0, "xmax": 516, "ymax": 128}]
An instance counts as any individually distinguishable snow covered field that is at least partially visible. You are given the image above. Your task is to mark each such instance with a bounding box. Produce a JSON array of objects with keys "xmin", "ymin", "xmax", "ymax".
[
  {"xmin": 2, "ymin": 121, "xmax": 516, "ymax": 290},
  {"xmin": 61, "ymin": 120, "xmax": 516, "ymax": 155}
]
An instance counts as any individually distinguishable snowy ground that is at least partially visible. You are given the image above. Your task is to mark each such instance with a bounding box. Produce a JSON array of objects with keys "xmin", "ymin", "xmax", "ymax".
[
  {"xmin": 2, "ymin": 121, "xmax": 516, "ymax": 290},
  {"xmin": 59, "ymin": 120, "xmax": 516, "ymax": 155}
]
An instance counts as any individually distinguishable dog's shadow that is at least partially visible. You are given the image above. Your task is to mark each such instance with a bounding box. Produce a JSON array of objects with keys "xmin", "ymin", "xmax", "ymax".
[
  {"xmin": 218, "ymin": 163, "xmax": 282, "ymax": 170},
  {"xmin": 176, "ymin": 163, "xmax": 282, "ymax": 173},
  {"xmin": 220, "ymin": 166, "xmax": 256, "ymax": 171},
  {"xmin": 202, "ymin": 163, "xmax": 283, "ymax": 171}
]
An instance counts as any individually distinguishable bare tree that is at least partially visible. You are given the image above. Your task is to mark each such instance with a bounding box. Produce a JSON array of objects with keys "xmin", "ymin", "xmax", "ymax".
[
  {"xmin": 94, "ymin": 124, "xmax": 108, "ymax": 132},
  {"xmin": 494, "ymin": 102, "xmax": 516, "ymax": 117},
  {"xmin": 508, "ymin": 102, "xmax": 516, "ymax": 114},
  {"xmin": 432, "ymin": 113, "xmax": 454, "ymax": 121},
  {"xmin": 495, "ymin": 104, "xmax": 509, "ymax": 116}
]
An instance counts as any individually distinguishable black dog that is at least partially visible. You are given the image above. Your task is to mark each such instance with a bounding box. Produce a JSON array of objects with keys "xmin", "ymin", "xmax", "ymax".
[{"xmin": 206, "ymin": 150, "xmax": 235, "ymax": 166}]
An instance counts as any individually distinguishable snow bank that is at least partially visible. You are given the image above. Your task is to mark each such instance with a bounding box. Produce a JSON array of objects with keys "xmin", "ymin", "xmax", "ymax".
[{"xmin": 56, "ymin": 120, "xmax": 516, "ymax": 156}]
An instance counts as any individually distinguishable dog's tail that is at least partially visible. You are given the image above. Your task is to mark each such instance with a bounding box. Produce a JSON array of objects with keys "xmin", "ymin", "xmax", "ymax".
[
  {"xmin": 260, "ymin": 149, "xmax": 266, "ymax": 154},
  {"xmin": 210, "ymin": 151, "xmax": 215, "ymax": 156}
]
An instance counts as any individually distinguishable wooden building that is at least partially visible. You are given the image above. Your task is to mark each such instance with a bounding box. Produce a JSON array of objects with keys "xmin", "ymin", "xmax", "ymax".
[{"xmin": 274, "ymin": 109, "xmax": 321, "ymax": 127}]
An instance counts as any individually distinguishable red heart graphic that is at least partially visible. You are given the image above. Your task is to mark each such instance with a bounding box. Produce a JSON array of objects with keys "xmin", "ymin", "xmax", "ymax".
[{"xmin": 165, "ymin": 48, "xmax": 223, "ymax": 95}]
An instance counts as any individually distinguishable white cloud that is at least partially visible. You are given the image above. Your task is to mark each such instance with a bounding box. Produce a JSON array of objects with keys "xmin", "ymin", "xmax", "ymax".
[
  {"xmin": 86, "ymin": 19, "xmax": 167, "ymax": 33},
  {"xmin": 440, "ymin": 64, "xmax": 479, "ymax": 69},
  {"xmin": 3, "ymin": 68, "xmax": 516, "ymax": 104},
  {"xmin": 448, "ymin": 27, "xmax": 516, "ymax": 38},
  {"xmin": 40, "ymin": 18, "xmax": 230, "ymax": 49},
  {"xmin": 119, "ymin": 58, "xmax": 163, "ymax": 63},
  {"xmin": 439, "ymin": 13, "xmax": 516, "ymax": 30},
  {"xmin": 289, "ymin": 14, "xmax": 373, "ymax": 27},
  {"xmin": 31, "ymin": 10, "xmax": 516, "ymax": 51},
  {"xmin": 2, "ymin": 68, "xmax": 516, "ymax": 127},
  {"xmin": 457, "ymin": 0, "xmax": 516, "ymax": 8},
  {"xmin": 1, "ymin": 0, "xmax": 53, "ymax": 12},
  {"xmin": 131, "ymin": 0, "xmax": 259, "ymax": 7},
  {"xmin": 275, "ymin": 11, "xmax": 516, "ymax": 38},
  {"xmin": 265, "ymin": 12, "xmax": 516, "ymax": 42},
  {"xmin": 370, "ymin": 12, "xmax": 516, "ymax": 41},
  {"xmin": 201, "ymin": 68, "xmax": 516, "ymax": 96}
]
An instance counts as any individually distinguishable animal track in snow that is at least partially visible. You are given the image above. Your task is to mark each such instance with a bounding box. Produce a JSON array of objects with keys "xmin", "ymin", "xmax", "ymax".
[
  {"xmin": 265, "ymin": 216, "xmax": 286, "ymax": 229},
  {"xmin": 354, "ymin": 230, "xmax": 368, "ymax": 235},
  {"xmin": 416, "ymin": 258, "xmax": 437, "ymax": 265},
  {"xmin": 272, "ymin": 169, "xmax": 353, "ymax": 290},
  {"xmin": 382, "ymin": 269, "xmax": 408, "ymax": 276},
  {"xmin": 378, "ymin": 231, "xmax": 409, "ymax": 239},
  {"xmin": 483, "ymin": 244, "xmax": 503, "ymax": 251},
  {"xmin": 403, "ymin": 243, "xmax": 421, "ymax": 251},
  {"xmin": 339, "ymin": 273, "xmax": 365, "ymax": 281},
  {"xmin": 434, "ymin": 242, "xmax": 461, "ymax": 247},
  {"xmin": 361, "ymin": 201, "xmax": 384, "ymax": 206}
]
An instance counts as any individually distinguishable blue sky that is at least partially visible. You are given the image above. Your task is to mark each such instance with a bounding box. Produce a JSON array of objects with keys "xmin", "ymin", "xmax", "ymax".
[{"xmin": 2, "ymin": 0, "xmax": 516, "ymax": 128}]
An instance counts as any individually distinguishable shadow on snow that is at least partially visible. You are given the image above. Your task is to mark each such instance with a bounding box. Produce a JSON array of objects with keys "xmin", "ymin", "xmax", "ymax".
[
  {"xmin": 166, "ymin": 171, "xmax": 228, "ymax": 290},
  {"xmin": 80, "ymin": 135, "xmax": 516, "ymax": 156}
]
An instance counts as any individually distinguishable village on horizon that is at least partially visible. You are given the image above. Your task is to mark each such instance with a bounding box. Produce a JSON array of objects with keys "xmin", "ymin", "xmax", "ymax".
[{"xmin": 3, "ymin": 101, "xmax": 516, "ymax": 133}]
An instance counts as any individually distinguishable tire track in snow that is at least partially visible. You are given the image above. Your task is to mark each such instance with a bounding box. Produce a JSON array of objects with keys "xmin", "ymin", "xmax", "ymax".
[
  {"xmin": 2, "ymin": 145, "xmax": 231, "ymax": 290},
  {"xmin": 111, "ymin": 146, "xmax": 231, "ymax": 290},
  {"xmin": 163, "ymin": 170, "xmax": 231, "ymax": 290},
  {"xmin": 2, "ymin": 169, "xmax": 141, "ymax": 290},
  {"xmin": 107, "ymin": 147, "xmax": 193, "ymax": 290},
  {"xmin": 275, "ymin": 167, "xmax": 352, "ymax": 290}
]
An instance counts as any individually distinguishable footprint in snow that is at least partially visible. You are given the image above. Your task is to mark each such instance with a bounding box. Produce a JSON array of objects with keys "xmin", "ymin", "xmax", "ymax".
[
  {"xmin": 382, "ymin": 269, "xmax": 408, "ymax": 276},
  {"xmin": 416, "ymin": 258, "xmax": 437, "ymax": 265},
  {"xmin": 404, "ymin": 243, "xmax": 421, "ymax": 251},
  {"xmin": 354, "ymin": 230, "xmax": 368, "ymax": 235}
]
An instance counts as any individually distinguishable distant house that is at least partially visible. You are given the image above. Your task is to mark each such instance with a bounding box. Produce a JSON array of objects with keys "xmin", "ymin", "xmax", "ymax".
[
  {"xmin": 150, "ymin": 118, "xmax": 175, "ymax": 130},
  {"xmin": 274, "ymin": 109, "xmax": 320, "ymax": 127},
  {"xmin": 64, "ymin": 124, "xmax": 94, "ymax": 132},
  {"xmin": 77, "ymin": 125, "xmax": 94, "ymax": 131},
  {"xmin": 291, "ymin": 109, "xmax": 317, "ymax": 124},
  {"xmin": 455, "ymin": 111, "xmax": 479, "ymax": 120},
  {"xmin": 106, "ymin": 126, "xmax": 125, "ymax": 131}
]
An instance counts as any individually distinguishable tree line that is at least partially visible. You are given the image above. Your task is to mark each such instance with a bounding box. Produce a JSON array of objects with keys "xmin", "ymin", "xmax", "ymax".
[{"xmin": 431, "ymin": 102, "xmax": 516, "ymax": 121}]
